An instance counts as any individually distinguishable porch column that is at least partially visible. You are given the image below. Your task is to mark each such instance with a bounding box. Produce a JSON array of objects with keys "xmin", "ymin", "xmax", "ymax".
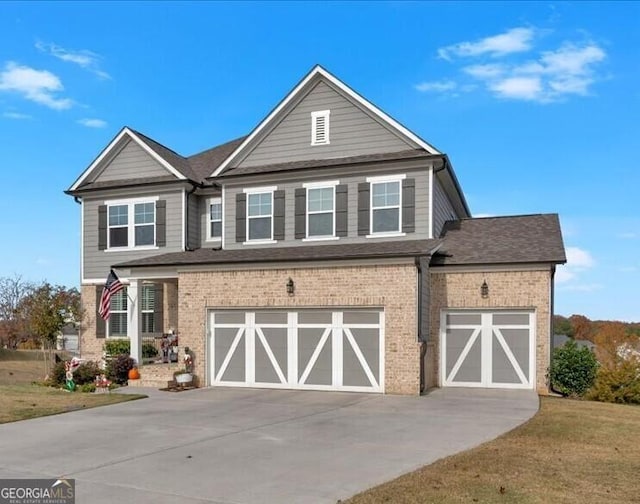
[{"xmin": 128, "ymin": 279, "xmax": 141, "ymax": 364}]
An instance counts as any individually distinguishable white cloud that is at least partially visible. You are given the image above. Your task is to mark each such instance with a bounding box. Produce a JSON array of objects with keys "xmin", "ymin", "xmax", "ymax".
[
  {"xmin": 558, "ymin": 283, "xmax": 603, "ymax": 292},
  {"xmin": 428, "ymin": 28, "xmax": 607, "ymax": 103},
  {"xmin": 77, "ymin": 118, "xmax": 107, "ymax": 128},
  {"xmin": 489, "ymin": 76, "xmax": 542, "ymax": 100},
  {"xmin": 438, "ymin": 27, "xmax": 535, "ymax": 60},
  {"xmin": 0, "ymin": 62, "xmax": 73, "ymax": 110},
  {"xmin": 36, "ymin": 41, "xmax": 111, "ymax": 80},
  {"xmin": 3, "ymin": 111, "xmax": 31, "ymax": 119},
  {"xmin": 415, "ymin": 80, "xmax": 457, "ymax": 92},
  {"xmin": 556, "ymin": 246, "xmax": 595, "ymax": 284}
]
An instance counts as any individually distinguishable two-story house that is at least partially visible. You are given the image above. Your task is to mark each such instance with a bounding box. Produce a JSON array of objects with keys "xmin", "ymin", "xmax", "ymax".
[{"xmin": 66, "ymin": 65, "xmax": 565, "ymax": 395}]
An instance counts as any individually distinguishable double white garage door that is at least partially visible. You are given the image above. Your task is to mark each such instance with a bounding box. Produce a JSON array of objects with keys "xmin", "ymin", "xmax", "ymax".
[
  {"xmin": 209, "ymin": 310, "xmax": 384, "ymax": 393},
  {"xmin": 442, "ymin": 311, "xmax": 535, "ymax": 389}
]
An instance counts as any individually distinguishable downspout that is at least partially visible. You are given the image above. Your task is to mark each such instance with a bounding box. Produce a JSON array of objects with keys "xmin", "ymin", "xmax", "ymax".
[
  {"xmin": 184, "ymin": 182, "xmax": 200, "ymax": 252},
  {"xmin": 550, "ymin": 265, "xmax": 559, "ymax": 394},
  {"xmin": 73, "ymin": 195, "xmax": 81, "ymax": 356},
  {"xmin": 415, "ymin": 255, "xmax": 431, "ymax": 394}
]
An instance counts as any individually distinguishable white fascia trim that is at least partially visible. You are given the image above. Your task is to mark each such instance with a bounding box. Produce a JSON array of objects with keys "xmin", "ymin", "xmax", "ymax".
[
  {"xmin": 303, "ymin": 180, "xmax": 339, "ymax": 189},
  {"xmin": 80, "ymin": 198, "xmax": 85, "ymax": 286},
  {"xmin": 243, "ymin": 186, "xmax": 278, "ymax": 194},
  {"xmin": 366, "ymin": 174, "xmax": 406, "ymax": 183},
  {"xmin": 211, "ymin": 66, "xmax": 440, "ymax": 177},
  {"xmin": 105, "ymin": 195, "xmax": 160, "ymax": 205},
  {"xmin": 428, "ymin": 166, "xmax": 434, "ymax": 239},
  {"xmin": 181, "ymin": 189, "xmax": 186, "ymax": 251},
  {"xmin": 70, "ymin": 127, "xmax": 186, "ymax": 191},
  {"xmin": 221, "ymin": 185, "xmax": 226, "ymax": 250}
]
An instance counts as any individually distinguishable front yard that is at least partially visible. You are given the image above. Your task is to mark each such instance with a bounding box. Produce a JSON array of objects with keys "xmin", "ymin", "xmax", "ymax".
[
  {"xmin": 347, "ymin": 396, "xmax": 640, "ymax": 503},
  {"xmin": 0, "ymin": 351, "xmax": 145, "ymax": 423}
]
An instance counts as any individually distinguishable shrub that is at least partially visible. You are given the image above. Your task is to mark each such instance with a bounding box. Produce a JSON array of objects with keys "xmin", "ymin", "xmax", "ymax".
[
  {"xmin": 549, "ymin": 340, "xmax": 599, "ymax": 397},
  {"xmin": 49, "ymin": 361, "xmax": 67, "ymax": 387},
  {"xmin": 106, "ymin": 354, "xmax": 135, "ymax": 385},
  {"xmin": 80, "ymin": 383, "xmax": 96, "ymax": 393},
  {"xmin": 587, "ymin": 358, "xmax": 640, "ymax": 404},
  {"xmin": 103, "ymin": 339, "xmax": 158, "ymax": 359},
  {"xmin": 103, "ymin": 339, "xmax": 130, "ymax": 356},
  {"xmin": 48, "ymin": 360, "xmax": 102, "ymax": 387}
]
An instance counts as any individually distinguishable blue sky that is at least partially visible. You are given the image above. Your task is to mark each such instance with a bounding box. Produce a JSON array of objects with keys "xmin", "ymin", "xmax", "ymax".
[{"xmin": 0, "ymin": 2, "xmax": 638, "ymax": 321}]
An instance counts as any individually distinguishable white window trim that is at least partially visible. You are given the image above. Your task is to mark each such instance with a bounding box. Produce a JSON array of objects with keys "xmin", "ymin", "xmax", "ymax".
[
  {"xmin": 311, "ymin": 110, "xmax": 330, "ymax": 146},
  {"xmin": 368, "ymin": 175, "xmax": 405, "ymax": 236},
  {"xmin": 244, "ymin": 187, "xmax": 276, "ymax": 242},
  {"xmin": 107, "ymin": 289, "xmax": 128, "ymax": 338},
  {"xmin": 206, "ymin": 197, "xmax": 223, "ymax": 242},
  {"xmin": 305, "ymin": 183, "xmax": 337, "ymax": 240},
  {"xmin": 105, "ymin": 196, "xmax": 159, "ymax": 251}
]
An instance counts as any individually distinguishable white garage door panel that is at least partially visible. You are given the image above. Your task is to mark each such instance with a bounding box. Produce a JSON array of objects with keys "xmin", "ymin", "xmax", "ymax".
[
  {"xmin": 442, "ymin": 311, "xmax": 535, "ymax": 389},
  {"xmin": 209, "ymin": 310, "xmax": 384, "ymax": 393}
]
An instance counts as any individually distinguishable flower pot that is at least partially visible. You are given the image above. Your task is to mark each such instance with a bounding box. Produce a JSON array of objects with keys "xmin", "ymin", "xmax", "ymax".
[{"xmin": 175, "ymin": 373, "xmax": 193, "ymax": 385}]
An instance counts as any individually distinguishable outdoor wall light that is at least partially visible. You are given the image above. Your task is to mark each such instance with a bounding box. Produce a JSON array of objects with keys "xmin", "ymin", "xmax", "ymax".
[
  {"xmin": 286, "ymin": 277, "xmax": 295, "ymax": 295},
  {"xmin": 481, "ymin": 280, "xmax": 489, "ymax": 299}
]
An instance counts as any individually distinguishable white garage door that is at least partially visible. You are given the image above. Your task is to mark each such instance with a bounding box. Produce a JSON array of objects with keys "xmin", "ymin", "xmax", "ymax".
[
  {"xmin": 441, "ymin": 311, "xmax": 535, "ymax": 389},
  {"xmin": 209, "ymin": 310, "xmax": 384, "ymax": 393}
]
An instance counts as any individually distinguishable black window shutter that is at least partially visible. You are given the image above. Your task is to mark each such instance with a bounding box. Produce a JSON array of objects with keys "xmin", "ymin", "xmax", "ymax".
[
  {"xmin": 294, "ymin": 188, "xmax": 306, "ymax": 239},
  {"xmin": 236, "ymin": 193, "xmax": 246, "ymax": 242},
  {"xmin": 402, "ymin": 178, "xmax": 416, "ymax": 233},
  {"xmin": 95, "ymin": 287, "xmax": 106, "ymax": 338},
  {"xmin": 273, "ymin": 190, "xmax": 285, "ymax": 241},
  {"xmin": 335, "ymin": 184, "xmax": 348, "ymax": 237},
  {"xmin": 98, "ymin": 205, "xmax": 107, "ymax": 250},
  {"xmin": 153, "ymin": 284, "xmax": 164, "ymax": 335},
  {"xmin": 156, "ymin": 200, "xmax": 167, "ymax": 247},
  {"xmin": 357, "ymin": 182, "xmax": 370, "ymax": 236}
]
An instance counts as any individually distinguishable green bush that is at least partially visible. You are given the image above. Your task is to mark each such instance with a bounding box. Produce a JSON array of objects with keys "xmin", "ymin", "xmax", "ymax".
[
  {"xmin": 550, "ymin": 340, "xmax": 599, "ymax": 397},
  {"xmin": 80, "ymin": 383, "xmax": 97, "ymax": 393},
  {"xmin": 106, "ymin": 354, "xmax": 135, "ymax": 385},
  {"xmin": 587, "ymin": 358, "xmax": 640, "ymax": 404},
  {"xmin": 48, "ymin": 360, "xmax": 101, "ymax": 387},
  {"xmin": 103, "ymin": 339, "xmax": 158, "ymax": 359},
  {"xmin": 103, "ymin": 339, "xmax": 130, "ymax": 356}
]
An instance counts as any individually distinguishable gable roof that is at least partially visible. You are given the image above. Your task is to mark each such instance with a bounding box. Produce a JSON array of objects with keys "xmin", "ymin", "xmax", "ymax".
[
  {"xmin": 188, "ymin": 136, "xmax": 247, "ymax": 181},
  {"xmin": 211, "ymin": 65, "xmax": 441, "ymax": 178},
  {"xmin": 431, "ymin": 214, "xmax": 566, "ymax": 266},
  {"xmin": 68, "ymin": 127, "xmax": 188, "ymax": 192},
  {"xmin": 131, "ymin": 129, "xmax": 197, "ymax": 181}
]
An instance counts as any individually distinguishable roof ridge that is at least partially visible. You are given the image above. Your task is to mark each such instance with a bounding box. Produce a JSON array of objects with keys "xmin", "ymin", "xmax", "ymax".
[
  {"xmin": 187, "ymin": 135, "xmax": 249, "ymax": 160},
  {"xmin": 128, "ymin": 127, "xmax": 188, "ymax": 160}
]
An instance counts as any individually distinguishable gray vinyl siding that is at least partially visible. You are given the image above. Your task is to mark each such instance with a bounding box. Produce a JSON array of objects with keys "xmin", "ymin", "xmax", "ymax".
[
  {"xmin": 83, "ymin": 188, "xmax": 183, "ymax": 280},
  {"xmin": 433, "ymin": 176, "xmax": 458, "ymax": 238},
  {"xmin": 93, "ymin": 140, "xmax": 170, "ymax": 182},
  {"xmin": 223, "ymin": 166, "xmax": 430, "ymax": 250},
  {"xmin": 236, "ymin": 81, "xmax": 416, "ymax": 168},
  {"xmin": 187, "ymin": 192, "xmax": 200, "ymax": 250}
]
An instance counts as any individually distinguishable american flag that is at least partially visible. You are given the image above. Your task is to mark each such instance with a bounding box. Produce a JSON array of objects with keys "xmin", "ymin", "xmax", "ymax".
[{"xmin": 98, "ymin": 269, "xmax": 125, "ymax": 320}]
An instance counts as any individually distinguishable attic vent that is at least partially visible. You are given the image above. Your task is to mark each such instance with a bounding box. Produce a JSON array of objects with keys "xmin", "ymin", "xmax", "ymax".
[{"xmin": 311, "ymin": 110, "xmax": 330, "ymax": 146}]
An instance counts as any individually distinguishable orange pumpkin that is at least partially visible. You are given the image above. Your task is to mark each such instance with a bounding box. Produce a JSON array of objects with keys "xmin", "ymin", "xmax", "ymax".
[{"xmin": 128, "ymin": 367, "xmax": 140, "ymax": 380}]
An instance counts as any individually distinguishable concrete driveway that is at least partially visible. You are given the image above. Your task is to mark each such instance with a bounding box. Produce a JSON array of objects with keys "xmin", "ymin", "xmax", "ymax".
[{"xmin": 0, "ymin": 387, "xmax": 538, "ymax": 503}]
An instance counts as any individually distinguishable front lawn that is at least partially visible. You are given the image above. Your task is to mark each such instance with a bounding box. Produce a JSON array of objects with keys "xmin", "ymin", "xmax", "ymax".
[
  {"xmin": 347, "ymin": 397, "xmax": 640, "ymax": 503},
  {"xmin": 0, "ymin": 384, "xmax": 145, "ymax": 424}
]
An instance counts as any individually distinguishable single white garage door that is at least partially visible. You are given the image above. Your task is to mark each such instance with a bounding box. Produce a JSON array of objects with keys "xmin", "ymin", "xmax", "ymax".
[
  {"xmin": 441, "ymin": 311, "xmax": 535, "ymax": 389},
  {"xmin": 209, "ymin": 310, "xmax": 384, "ymax": 393}
]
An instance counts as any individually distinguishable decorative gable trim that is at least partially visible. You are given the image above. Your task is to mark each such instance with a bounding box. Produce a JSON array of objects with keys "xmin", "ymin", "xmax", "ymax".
[
  {"xmin": 211, "ymin": 65, "xmax": 441, "ymax": 177},
  {"xmin": 69, "ymin": 127, "xmax": 187, "ymax": 191}
]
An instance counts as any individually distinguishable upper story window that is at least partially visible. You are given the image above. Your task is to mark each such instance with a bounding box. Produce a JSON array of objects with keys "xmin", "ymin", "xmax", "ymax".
[
  {"xmin": 207, "ymin": 197, "xmax": 222, "ymax": 240},
  {"xmin": 104, "ymin": 197, "xmax": 159, "ymax": 250},
  {"xmin": 246, "ymin": 189, "xmax": 273, "ymax": 241},
  {"xmin": 367, "ymin": 175, "xmax": 406, "ymax": 235},
  {"xmin": 303, "ymin": 181, "xmax": 339, "ymax": 239},
  {"xmin": 311, "ymin": 110, "xmax": 330, "ymax": 146}
]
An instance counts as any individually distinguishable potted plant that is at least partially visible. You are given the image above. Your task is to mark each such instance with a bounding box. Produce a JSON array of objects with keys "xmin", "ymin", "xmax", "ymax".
[{"xmin": 174, "ymin": 350, "xmax": 194, "ymax": 385}]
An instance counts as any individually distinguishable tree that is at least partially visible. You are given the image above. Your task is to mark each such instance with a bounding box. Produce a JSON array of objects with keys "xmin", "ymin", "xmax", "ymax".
[
  {"xmin": 0, "ymin": 274, "xmax": 34, "ymax": 348},
  {"xmin": 569, "ymin": 314, "xmax": 595, "ymax": 342},
  {"xmin": 22, "ymin": 283, "xmax": 82, "ymax": 376},
  {"xmin": 592, "ymin": 321, "xmax": 636, "ymax": 369},
  {"xmin": 553, "ymin": 315, "xmax": 575, "ymax": 338}
]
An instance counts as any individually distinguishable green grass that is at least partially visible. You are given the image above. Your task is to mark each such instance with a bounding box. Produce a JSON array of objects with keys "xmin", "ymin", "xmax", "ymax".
[{"xmin": 346, "ymin": 397, "xmax": 640, "ymax": 504}]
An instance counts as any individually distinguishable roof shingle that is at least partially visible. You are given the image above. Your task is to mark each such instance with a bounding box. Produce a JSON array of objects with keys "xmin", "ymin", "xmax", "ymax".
[{"xmin": 432, "ymin": 214, "xmax": 566, "ymax": 266}]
